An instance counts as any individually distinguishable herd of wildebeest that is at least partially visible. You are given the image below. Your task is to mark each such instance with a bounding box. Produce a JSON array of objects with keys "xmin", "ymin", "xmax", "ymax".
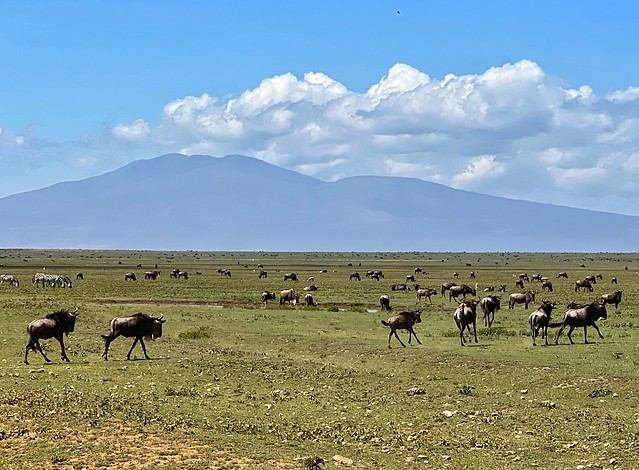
[{"xmin": 0, "ymin": 262, "xmax": 628, "ymax": 364}]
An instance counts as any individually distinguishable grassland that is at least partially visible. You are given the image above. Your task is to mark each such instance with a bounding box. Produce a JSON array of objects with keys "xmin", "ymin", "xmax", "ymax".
[{"xmin": 1, "ymin": 249, "xmax": 639, "ymax": 469}]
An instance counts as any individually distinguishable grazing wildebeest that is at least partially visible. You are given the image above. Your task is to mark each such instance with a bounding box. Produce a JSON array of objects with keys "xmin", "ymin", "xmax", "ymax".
[
  {"xmin": 75, "ymin": 272, "xmax": 84, "ymax": 280},
  {"xmin": 611, "ymin": 276, "xmax": 618, "ymax": 284},
  {"xmin": 24, "ymin": 309, "xmax": 77, "ymax": 364},
  {"xmin": 584, "ymin": 275, "xmax": 597, "ymax": 284},
  {"xmin": 170, "ymin": 268, "xmax": 181, "ymax": 278},
  {"xmin": 441, "ymin": 282, "xmax": 457, "ymax": 297},
  {"xmin": 454, "ymin": 300, "xmax": 480, "ymax": 346},
  {"xmin": 303, "ymin": 285, "xmax": 318, "ymax": 291},
  {"xmin": 469, "ymin": 271, "xmax": 476, "ymax": 279},
  {"xmin": 453, "ymin": 272, "xmax": 459, "ymax": 278},
  {"xmin": 574, "ymin": 279, "xmax": 593, "ymax": 292},
  {"xmin": 480, "ymin": 295, "xmax": 501, "ymax": 327},
  {"xmin": 178, "ymin": 271, "xmax": 189, "ymax": 280},
  {"xmin": 370, "ymin": 273, "xmax": 381, "ymax": 281},
  {"xmin": 519, "ymin": 273, "xmax": 530, "ymax": 282},
  {"xmin": 542, "ymin": 280, "xmax": 553, "ymax": 292},
  {"xmin": 261, "ymin": 291, "xmax": 276, "ymax": 306},
  {"xmin": 508, "ymin": 291, "xmax": 536, "ymax": 309},
  {"xmin": 304, "ymin": 293, "xmax": 316, "ymax": 306},
  {"xmin": 379, "ymin": 295, "xmax": 392, "ymax": 311},
  {"xmin": 283, "ymin": 273, "xmax": 298, "ymax": 281},
  {"xmin": 557, "ymin": 272, "xmax": 568, "ymax": 278},
  {"xmin": 144, "ymin": 271, "xmax": 160, "ymax": 280},
  {"xmin": 381, "ymin": 310, "xmax": 421, "ymax": 349},
  {"xmin": 515, "ymin": 279, "xmax": 525, "ymax": 289},
  {"xmin": 101, "ymin": 313, "xmax": 165, "ymax": 360},
  {"xmin": 258, "ymin": 270, "xmax": 268, "ymax": 279},
  {"xmin": 307, "ymin": 277, "xmax": 314, "ymax": 282},
  {"xmin": 528, "ymin": 301, "xmax": 557, "ymax": 346},
  {"xmin": 124, "ymin": 272, "xmax": 137, "ymax": 281},
  {"xmin": 406, "ymin": 275, "xmax": 415, "ymax": 283},
  {"xmin": 596, "ymin": 273, "xmax": 603, "ymax": 280},
  {"xmin": 448, "ymin": 284, "xmax": 476, "ymax": 302},
  {"xmin": 601, "ymin": 291, "xmax": 623, "ymax": 309},
  {"xmin": 279, "ymin": 289, "xmax": 299, "ymax": 305},
  {"xmin": 416, "ymin": 287, "xmax": 438, "ymax": 304},
  {"xmin": 414, "ymin": 267, "xmax": 423, "ymax": 274},
  {"xmin": 1, "ymin": 274, "xmax": 19, "ymax": 286},
  {"xmin": 136, "ymin": 264, "xmax": 143, "ymax": 268},
  {"xmin": 483, "ymin": 286, "xmax": 495, "ymax": 292},
  {"xmin": 497, "ymin": 284, "xmax": 507, "ymax": 292},
  {"xmin": 530, "ymin": 274, "xmax": 542, "ymax": 282},
  {"xmin": 554, "ymin": 302, "xmax": 608, "ymax": 345},
  {"xmin": 349, "ymin": 272, "xmax": 361, "ymax": 281}
]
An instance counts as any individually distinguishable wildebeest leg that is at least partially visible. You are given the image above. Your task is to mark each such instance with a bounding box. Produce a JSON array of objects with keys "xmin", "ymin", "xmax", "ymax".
[
  {"xmin": 102, "ymin": 334, "xmax": 117, "ymax": 360},
  {"xmin": 531, "ymin": 323, "xmax": 537, "ymax": 346},
  {"xmin": 472, "ymin": 320, "xmax": 477, "ymax": 343},
  {"xmin": 56, "ymin": 335, "xmax": 70, "ymax": 362},
  {"xmin": 591, "ymin": 322, "xmax": 604, "ymax": 339},
  {"xmin": 31, "ymin": 340, "xmax": 51, "ymax": 363},
  {"xmin": 392, "ymin": 330, "xmax": 406, "ymax": 348},
  {"xmin": 543, "ymin": 326, "xmax": 548, "ymax": 346},
  {"xmin": 138, "ymin": 338, "xmax": 151, "ymax": 359},
  {"xmin": 126, "ymin": 338, "xmax": 140, "ymax": 360},
  {"xmin": 409, "ymin": 327, "xmax": 422, "ymax": 345},
  {"xmin": 555, "ymin": 325, "xmax": 567, "ymax": 345},
  {"xmin": 457, "ymin": 323, "xmax": 465, "ymax": 346},
  {"xmin": 567, "ymin": 326, "xmax": 576, "ymax": 344}
]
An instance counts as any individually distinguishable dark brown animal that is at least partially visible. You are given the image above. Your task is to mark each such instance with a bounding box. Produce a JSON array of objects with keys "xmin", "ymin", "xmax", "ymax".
[
  {"xmin": 124, "ymin": 272, "xmax": 137, "ymax": 281},
  {"xmin": 349, "ymin": 272, "xmax": 361, "ymax": 281},
  {"xmin": 261, "ymin": 291, "xmax": 276, "ymax": 306},
  {"xmin": 406, "ymin": 275, "xmax": 415, "ymax": 283},
  {"xmin": 258, "ymin": 270, "xmax": 268, "ymax": 278},
  {"xmin": 611, "ymin": 277, "xmax": 618, "ymax": 284},
  {"xmin": 480, "ymin": 295, "xmax": 501, "ymax": 327},
  {"xmin": 303, "ymin": 293, "xmax": 316, "ymax": 306},
  {"xmin": 144, "ymin": 270, "xmax": 160, "ymax": 280},
  {"xmin": 303, "ymin": 285, "xmax": 318, "ymax": 291},
  {"xmin": 416, "ymin": 287, "xmax": 437, "ymax": 304},
  {"xmin": 601, "ymin": 291, "xmax": 622, "ymax": 309},
  {"xmin": 391, "ymin": 283, "xmax": 409, "ymax": 291},
  {"xmin": 441, "ymin": 282, "xmax": 457, "ymax": 296},
  {"xmin": 515, "ymin": 279, "xmax": 525, "ymax": 289},
  {"xmin": 448, "ymin": 284, "xmax": 476, "ymax": 302},
  {"xmin": 379, "ymin": 295, "xmax": 392, "ymax": 311},
  {"xmin": 528, "ymin": 301, "xmax": 557, "ymax": 346},
  {"xmin": 25, "ymin": 309, "xmax": 77, "ymax": 364},
  {"xmin": 283, "ymin": 272, "xmax": 297, "ymax": 281},
  {"xmin": 542, "ymin": 280, "xmax": 553, "ymax": 292},
  {"xmin": 508, "ymin": 291, "xmax": 536, "ymax": 309},
  {"xmin": 574, "ymin": 279, "xmax": 593, "ymax": 292},
  {"xmin": 555, "ymin": 302, "xmax": 608, "ymax": 345},
  {"xmin": 454, "ymin": 300, "xmax": 480, "ymax": 346},
  {"xmin": 76, "ymin": 272, "xmax": 84, "ymax": 280},
  {"xmin": 557, "ymin": 272, "xmax": 568, "ymax": 278},
  {"xmin": 381, "ymin": 310, "xmax": 421, "ymax": 349},
  {"xmin": 101, "ymin": 313, "xmax": 165, "ymax": 360}
]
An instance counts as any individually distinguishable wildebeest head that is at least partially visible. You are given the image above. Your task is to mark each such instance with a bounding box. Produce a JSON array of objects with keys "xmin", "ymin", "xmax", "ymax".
[
  {"xmin": 46, "ymin": 308, "xmax": 78, "ymax": 335},
  {"xmin": 144, "ymin": 314, "xmax": 165, "ymax": 341}
]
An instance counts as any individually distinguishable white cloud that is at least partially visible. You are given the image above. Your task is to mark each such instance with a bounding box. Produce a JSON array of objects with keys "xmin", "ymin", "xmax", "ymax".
[{"xmin": 96, "ymin": 60, "xmax": 639, "ymax": 215}]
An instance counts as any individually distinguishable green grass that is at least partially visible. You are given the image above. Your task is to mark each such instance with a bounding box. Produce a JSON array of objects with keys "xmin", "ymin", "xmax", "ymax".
[{"xmin": 0, "ymin": 249, "xmax": 638, "ymax": 468}]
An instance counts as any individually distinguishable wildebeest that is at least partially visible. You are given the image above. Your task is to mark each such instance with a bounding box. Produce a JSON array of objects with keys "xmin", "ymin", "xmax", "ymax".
[
  {"xmin": 304, "ymin": 293, "xmax": 316, "ymax": 306},
  {"xmin": 601, "ymin": 291, "xmax": 623, "ymax": 309},
  {"xmin": 145, "ymin": 271, "xmax": 160, "ymax": 280},
  {"xmin": 0, "ymin": 274, "xmax": 19, "ymax": 286},
  {"xmin": 24, "ymin": 309, "xmax": 77, "ymax": 364},
  {"xmin": 554, "ymin": 302, "xmax": 608, "ymax": 345},
  {"xmin": 381, "ymin": 310, "xmax": 421, "ymax": 349},
  {"xmin": 440, "ymin": 282, "xmax": 457, "ymax": 297},
  {"xmin": 414, "ymin": 267, "xmax": 423, "ymax": 274},
  {"xmin": 480, "ymin": 295, "xmax": 501, "ymax": 327},
  {"xmin": 416, "ymin": 287, "xmax": 438, "ymax": 304},
  {"xmin": 557, "ymin": 272, "xmax": 569, "ymax": 278},
  {"xmin": 528, "ymin": 301, "xmax": 557, "ymax": 346},
  {"xmin": 611, "ymin": 276, "xmax": 618, "ymax": 284},
  {"xmin": 508, "ymin": 291, "xmax": 536, "ymax": 309},
  {"xmin": 519, "ymin": 273, "xmax": 530, "ymax": 282},
  {"xmin": 574, "ymin": 279, "xmax": 593, "ymax": 292},
  {"xmin": 283, "ymin": 273, "xmax": 298, "ymax": 281},
  {"xmin": 448, "ymin": 284, "xmax": 476, "ymax": 302},
  {"xmin": 515, "ymin": 279, "xmax": 525, "ymax": 289},
  {"xmin": 406, "ymin": 275, "xmax": 415, "ymax": 283},
  {"xmin": 454, "ymin": 300, "xmax": 480, "ymax": 346},
  {"xmin": 124, "ymin": 272, "xmax": 137, "ymax": 281},
  {"xmin": 542, "ymin": 280, "xmax": 553, "ymax": 292},
  {"xmin": 178, "ymin": 271, "xmax": 189, "ymax": 280},
  {"xmin": 75, "ymin": 272, "xmax": 84, "ymax": 280},
  {"xmin": 469, "ymin": 271, "xmax": 476, "ymax": 279},
  {"xmin": 303, "ymin": 285, "xmax": 318, "ymax": 291},
  {"xmin": 101, "ymin": 313, "xmax": 166, "ymax": 360},
  {"xmin": 391, "ymin": 283, "xmax": 409, "ymax": 291},
  {"xmin": 584, "ymin": 275, "xmax": 597, "ymax": 284},
  {"xmin": 170, "ymin": 268, "xmax": 181, "ymax": 278},
  {"xmin": 379, "ymin": 295, "xmax": 392, "ymax": 311},
  {"xmin": 349, "ymin": 272, "xmax": 361, "ymax": 281},
  {"xmin": 261, "ymin": 291, "xmax": 277, "ymax": 306},
  {"xmin": 258, "ymin": 270, "xmax": 268, "ymax": 279},
  {"xmin": 279, "ymin": 289, "xmax": 299, "ymax": 305}
]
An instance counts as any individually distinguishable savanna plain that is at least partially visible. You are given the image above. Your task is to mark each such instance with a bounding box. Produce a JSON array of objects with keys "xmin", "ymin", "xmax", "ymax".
[{"xmin": 1, "ymin": 250, "xmax": 638, "ymax": 470}]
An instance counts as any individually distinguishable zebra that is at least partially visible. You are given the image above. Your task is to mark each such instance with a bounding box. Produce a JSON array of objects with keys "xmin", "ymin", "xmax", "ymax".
[
  {"xmin": 32, "ymin": 273, "xmax": 72, "ymax": 288},
  {"xmin": 0, "ymin": 274, "xmax": 19, "ymax": 286}
]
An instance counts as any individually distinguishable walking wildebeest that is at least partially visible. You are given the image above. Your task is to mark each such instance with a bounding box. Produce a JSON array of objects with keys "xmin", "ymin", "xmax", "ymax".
[
  {"xmin": 144, "ymin": 271, "xmax": 160, "ymax": 280},
  {"xmin": 279, "ymin": 289, "xmax": 299, "ymax": 305},
  {"xmin": 24, "ymin": 309, "xmax": 77, "ymax": 364},
  {"xmin": 261, "ymin": 291, "xmax": 276, "ymax": 306},
  {"xmin": 574, "ymin": 279, "xmax": 593, "ymax": 292},
  {"xmin": 454, "ymin": 300, "xmax": 480, "ymax": 346},
  {"xmin": 416, "ymin": 288, "xmax": 438, "ymax": 304},
  {"xmin": 448, "ymin": 284, "xmax": 476, "ymax": 302},
  {"xmin": 554, "ymin": 302, "xmax": 608, "ymax": 345},
  {"xmin": 508, "ymin": 291, "xmax": 536, "ymax": 309},
  {"xmin": 480, "ymin": 295, "xmax": 501, "ymax": 327},
  {"xmin": 379, "ymin": 295, "xmax": 392, "ymax": 311},
  {"xmin": 304, "ymin": 293, "xmax": 316, "ymax": 306},
  {"xmin": 349, "ymin": 272, "xmax": 361, "ymax": 281},
  {"xmin": 101, "ymin": 313, "xmax": 165, "ymax": 360},
  {"xmin": 542, "ymin": 280, "xmax": 553, "ymax": 292},
  {"xmin": 441, "ymin": 282, "xmax": 457, "ymax": 297},
  {"xmin": 124, "ymin": 272, "xmax": 137, "ymax": 281},
  {"xmin": 601, "ymin": 291, "xmax": 623, "ymax": 309},
  {"xmin": 381, "ymin": 310, "xmax": 421, "ymax": 349},
  {"xmin": 283, "ymin": 273, "xmax": 298, "ymax": 281},
  {"xmin": 528, "ymin": 301, "xmax": 557, "ymax": 346}
]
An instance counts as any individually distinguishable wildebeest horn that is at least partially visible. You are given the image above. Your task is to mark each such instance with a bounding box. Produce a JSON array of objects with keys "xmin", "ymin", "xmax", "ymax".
[{"xmin": 158, "ymin": 314, "xmax": 164, "ymax": 320}]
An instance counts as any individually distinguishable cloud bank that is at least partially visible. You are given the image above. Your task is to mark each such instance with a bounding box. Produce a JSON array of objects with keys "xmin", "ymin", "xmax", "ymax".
[{"xmin": 5, "ymin": 60, "xmax": 639, "ymax": 215}]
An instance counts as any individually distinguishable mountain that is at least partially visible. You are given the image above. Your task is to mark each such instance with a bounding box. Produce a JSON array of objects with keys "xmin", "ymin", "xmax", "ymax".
[{"xmin": 1, "ymin": 153, "xmax": 638, "ymax": 251}]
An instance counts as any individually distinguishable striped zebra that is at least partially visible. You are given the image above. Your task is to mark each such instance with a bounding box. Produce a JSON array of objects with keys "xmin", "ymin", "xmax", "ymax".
[
  {"xmin": 33, "ymin": 273, "xmax": 72, "ymax": 288},
  {"xmin": 0, "ymin": 274, "xmax": 19, "ymax": 286}
]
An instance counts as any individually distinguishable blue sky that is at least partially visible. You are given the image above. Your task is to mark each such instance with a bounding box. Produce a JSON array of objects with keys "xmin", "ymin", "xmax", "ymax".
[{"xmin": 3, "ymin": 1, "xmax": 639, "ymax": 214}]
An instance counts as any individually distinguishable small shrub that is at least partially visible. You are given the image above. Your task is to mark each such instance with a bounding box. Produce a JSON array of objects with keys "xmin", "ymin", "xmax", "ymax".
[
  {"xmin": 302, "ymin": 456, "xmax": 324, "ymax": 470},
  {"xmin": 178, "ymin": 328, "xmax": 211, "ymax": 339}
]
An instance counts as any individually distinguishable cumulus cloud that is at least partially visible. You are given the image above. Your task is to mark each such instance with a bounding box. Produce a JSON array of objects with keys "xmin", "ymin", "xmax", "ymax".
[{"xmin": 104, "ymin": 60, "xmax": 639, "ymax": 214}]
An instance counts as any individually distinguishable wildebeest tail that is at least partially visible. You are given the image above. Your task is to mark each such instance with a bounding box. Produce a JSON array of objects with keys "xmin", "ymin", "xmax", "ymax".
[
  {"xmin": 548, "ymin": 322, "xmax": 563, "ymax": 328},
  {"xmin": 381, "ymin": 320, "xmax": 390, "ymax": 327}
]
